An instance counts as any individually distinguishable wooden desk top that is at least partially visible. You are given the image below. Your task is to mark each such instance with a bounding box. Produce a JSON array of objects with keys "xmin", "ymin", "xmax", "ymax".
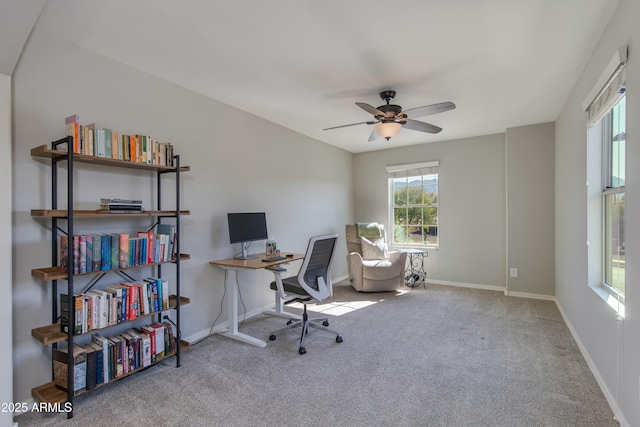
[{"xmin": 209, "ymin": 252, "xmax": 305, "ymax": 270}]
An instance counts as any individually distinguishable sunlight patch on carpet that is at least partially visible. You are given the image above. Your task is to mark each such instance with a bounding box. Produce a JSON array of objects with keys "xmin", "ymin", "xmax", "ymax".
[{"xmin": 287, "ymin": 299, "xmax": 378, "ymax": 316}]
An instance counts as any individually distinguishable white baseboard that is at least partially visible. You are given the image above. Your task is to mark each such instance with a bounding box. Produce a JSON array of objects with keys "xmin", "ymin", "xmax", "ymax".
[
  {"xmin": 426, "ymin": 279, "xmax": 505, "ymax": 293},
  {"xmin": 505, "ymin": 290, "xmax": 556, "ymax": 301},
  {"xmin": 554, "ymin": 299, "xmax": 628, "ymax": 427}
]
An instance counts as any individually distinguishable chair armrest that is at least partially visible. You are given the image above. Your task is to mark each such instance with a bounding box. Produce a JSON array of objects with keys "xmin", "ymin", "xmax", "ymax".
[
  {"xmin": 347, "ymin": 252, "xmax": 364, "ymax": 291},
  {"xmin": 387, "ymin": 250, "xmax": 407, "ymax": 265}
]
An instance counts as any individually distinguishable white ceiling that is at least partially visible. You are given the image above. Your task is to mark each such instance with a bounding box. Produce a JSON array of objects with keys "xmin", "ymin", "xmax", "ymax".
[{"xmin": 1, "ymin": 0, "xmax": 618, "ymax": 153}]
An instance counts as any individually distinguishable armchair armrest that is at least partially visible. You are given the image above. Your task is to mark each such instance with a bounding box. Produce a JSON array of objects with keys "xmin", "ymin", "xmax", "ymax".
[
  {"xmin": 347, "ymin": 252, "xmax": 364, "ymax": 291},
  {"xmin": 386, "ymin": 250, "xmax": 407, "ymax": 265}
]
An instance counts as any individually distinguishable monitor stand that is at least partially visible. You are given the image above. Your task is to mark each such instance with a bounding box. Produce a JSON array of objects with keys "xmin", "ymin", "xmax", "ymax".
[{"xmin": 233, "ymin": 242, "xmax": 258, "ymax": 260}]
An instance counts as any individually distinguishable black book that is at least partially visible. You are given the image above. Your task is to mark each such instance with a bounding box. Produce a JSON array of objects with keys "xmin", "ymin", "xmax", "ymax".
[{"xmin": 84, "ymin": 345, "xmax": 97, "ymax": 390}]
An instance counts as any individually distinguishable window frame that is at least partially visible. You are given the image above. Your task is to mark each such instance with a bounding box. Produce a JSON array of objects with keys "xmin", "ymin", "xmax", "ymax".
[
  {"xmin": 386, "ymin": 161, "xmax": 439, "ymax": 248},
  {"xmin": 601, "ymin": 97, "xmax": 625, "ymax": 302}
]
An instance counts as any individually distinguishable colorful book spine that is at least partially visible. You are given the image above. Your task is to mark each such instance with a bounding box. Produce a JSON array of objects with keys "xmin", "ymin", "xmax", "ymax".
[
  {"xmin": 92, "ymin": 234, "xmax": 101, "ymax": 272},
  {"xmin": 79, "ymin": 235, "xmax": 87, "ymax": 274},
  {"xmin": 60, "ymin": 235, "xmax": 69, "ymax": 273},
  {"xmin": 101, "ymin": 234, "xmax": 111, "ymax": 270},
  {"xmin": 119, "ymin": 234, "xmax": 129, "ymax": 269}
]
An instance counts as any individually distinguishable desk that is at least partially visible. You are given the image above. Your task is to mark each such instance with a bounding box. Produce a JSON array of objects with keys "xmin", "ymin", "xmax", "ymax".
[{"xmin": 209, "ymin": 252, "xmax": 305, "ymax": 347}]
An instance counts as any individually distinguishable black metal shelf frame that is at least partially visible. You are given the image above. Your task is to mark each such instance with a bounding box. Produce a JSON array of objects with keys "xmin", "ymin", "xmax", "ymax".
[{"xmin": 47, "ymin": 136, "xmax": 183, "ymax": 418}]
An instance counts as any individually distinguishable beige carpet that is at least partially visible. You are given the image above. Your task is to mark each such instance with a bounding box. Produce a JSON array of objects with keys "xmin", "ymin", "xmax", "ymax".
[{"xmin": 16, "ymin": 282, "xmax": 617, "ymax": 426}]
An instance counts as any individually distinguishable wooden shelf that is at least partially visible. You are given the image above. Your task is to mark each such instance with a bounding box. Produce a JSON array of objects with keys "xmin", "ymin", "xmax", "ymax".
[
  {"xmin": 31, "ymin": 209, "xmax": 190, "ymax": 218},
  {"xmin": 32, "ymin": 382, "xmax": 67, "ymax": 404},
  {"xmin": 32, "ymin": 340, "xmax": 189, "ymax": 403},
  {"xmin": 31, "ymin": 253, "xmax": 191, "ymax": 281},
  {"xmin": 31, "ymin": 295, "xmax": 190, "ymax": 345},
  {"xmin": 31, "ymin": 145, "xmax": 190, "ymax": 172}
]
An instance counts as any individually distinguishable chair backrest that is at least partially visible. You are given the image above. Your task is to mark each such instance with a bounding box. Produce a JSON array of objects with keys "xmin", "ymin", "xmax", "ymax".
[
  {"xmin": 345, "ymin": 223, "xmax": 386, "ymax": 255},
  {"xmin": 297, "ymin": 234, "xmax": 338, "ymax": 302}
]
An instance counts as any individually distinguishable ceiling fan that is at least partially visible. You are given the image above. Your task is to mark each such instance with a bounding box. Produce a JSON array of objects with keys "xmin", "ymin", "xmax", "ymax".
[{"xmin": 323, "ymin": 90, "xmax": 456, "ymax": 141}]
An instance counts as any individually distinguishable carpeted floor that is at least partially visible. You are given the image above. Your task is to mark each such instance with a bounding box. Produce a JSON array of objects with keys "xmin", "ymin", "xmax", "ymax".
[{"xmin": 15, "ymin": 282, "xmax": 617, "ymax": 426}]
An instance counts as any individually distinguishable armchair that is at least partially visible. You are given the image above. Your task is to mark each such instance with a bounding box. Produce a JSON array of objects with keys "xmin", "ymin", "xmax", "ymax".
[{"xmin": 346, "ymin": 223, "xmax": 407, "ymax": 292}]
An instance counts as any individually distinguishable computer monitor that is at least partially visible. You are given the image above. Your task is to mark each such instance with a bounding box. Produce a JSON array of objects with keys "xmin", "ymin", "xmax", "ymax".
[{"xmin": 227, "ymin": 212, "xmax": 269, "ymax": 259}]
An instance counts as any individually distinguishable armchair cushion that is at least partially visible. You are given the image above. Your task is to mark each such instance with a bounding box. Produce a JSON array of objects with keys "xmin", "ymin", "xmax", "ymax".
[{"xmin": 360, "ymin": 237, "xmax": 387, "ymax": 260}]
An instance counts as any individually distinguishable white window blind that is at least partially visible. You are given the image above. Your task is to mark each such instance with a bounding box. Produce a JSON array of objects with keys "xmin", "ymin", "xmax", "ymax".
[{"xmin": 585, "ymin": 46, "xmax": 627, "ymax": 126}]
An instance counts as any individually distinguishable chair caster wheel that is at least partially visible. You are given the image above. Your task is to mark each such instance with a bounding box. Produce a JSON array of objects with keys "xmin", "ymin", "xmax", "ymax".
[
  {"xmin": 322, "ymin": 320, "xmax": 329, "ymax": 327},
  {"xmin": 269, "ymin": 334, "xmax": 276, "ymax": 341},
  {"xmin": 336, "ymin": 335, "xmax": 343, "ymax": 343},
  {"xmin": 299, "ymin": 347, "xmax": 306, "ymax": 355},
  {"xmin": 287, "ymin": 320, "xmax": 293, "ymax": 325}
]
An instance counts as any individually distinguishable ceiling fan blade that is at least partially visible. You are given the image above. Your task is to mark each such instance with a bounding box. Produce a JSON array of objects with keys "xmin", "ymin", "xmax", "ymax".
[
  {"xmin": 356, "ymin": 102, "xmax": 386, "ymax": 117},
  {"xmin": 368, "ymin": 128, "xmax": 379, "ymax": 142},
  {"xmin": 402, "ymin": 119, "xmax": 442, "ymax": 134},
  {"xmin": 403, "ymin": 102, "xmax": 456, "ymax": 119},
  {"xmin": 323, "ymin": 120, "xmax": 372, "ymax": 131}
]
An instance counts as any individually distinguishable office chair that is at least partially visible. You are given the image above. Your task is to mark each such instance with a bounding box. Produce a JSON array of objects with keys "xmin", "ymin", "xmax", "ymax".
[{"xmin": 268, "ymin": 234, "xmax": 343, "ymax": 354}]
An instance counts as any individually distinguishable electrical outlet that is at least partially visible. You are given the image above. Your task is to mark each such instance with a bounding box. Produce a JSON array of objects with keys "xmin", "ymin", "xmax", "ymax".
[{"xmin": 510, "ymin": 268, "xmax": 518, "ymax": 278}]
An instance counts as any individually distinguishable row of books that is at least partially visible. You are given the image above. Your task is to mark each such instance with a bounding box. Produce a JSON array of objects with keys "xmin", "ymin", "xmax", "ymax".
[
  {"xmin": 60, "ymin": 277, "xmax": 170, "ymax": 334},
  {"xmin": 53, "ymin": 323, "xmax": 177, "ymax": 394},
  {"xmin": 65, "ymin": 115, "xmax": 175, "ymax": 166},
  {"xmin": 59, "ymin": 224, "xmax": 176, "ymax": 274}
]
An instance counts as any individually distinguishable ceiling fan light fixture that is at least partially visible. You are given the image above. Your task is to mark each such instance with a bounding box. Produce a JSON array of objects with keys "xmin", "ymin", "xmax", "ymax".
[{"xmin": 375, "ymin": 122, "xmax": 401, "ymax": 141}]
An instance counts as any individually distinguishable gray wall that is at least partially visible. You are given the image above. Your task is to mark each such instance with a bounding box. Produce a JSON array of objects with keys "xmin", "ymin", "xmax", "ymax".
[
  {"xmin": 353, "ymin": 127, "xmax": 555, "ymax": 297},
  {"xmin": 354, "ymin": 134, "xmax": 507, "ymax": 289},
  {"xmin": 1, "ymin": 73, "xmax": 14, "ymax": 427},
  {"xmin": 506, "ymin": 123, "xmax": 555, "ymax": 296},
  {"xmin": 555, "ymin": 0, "xmax": 639, "ymax": 424},
  {"xmin": 11, "ymin": 17, "xmax": 353, "ymax": 402}
]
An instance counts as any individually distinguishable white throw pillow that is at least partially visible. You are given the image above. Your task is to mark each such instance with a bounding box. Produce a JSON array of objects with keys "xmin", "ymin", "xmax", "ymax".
[{"xmin": 360, "ymin": 237, "xmax": 386, "ymax": 260}]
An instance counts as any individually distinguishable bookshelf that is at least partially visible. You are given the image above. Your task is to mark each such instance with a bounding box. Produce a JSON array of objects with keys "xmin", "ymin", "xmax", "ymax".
[{"xmin": 30, "ymin": 136, "xmax": 190, "ymax": 418}]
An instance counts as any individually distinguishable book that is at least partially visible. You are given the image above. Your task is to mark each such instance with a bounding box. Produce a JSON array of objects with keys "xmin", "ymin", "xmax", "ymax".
[
  {"xmin": 86, "ymin": 234, "xmax": 93, "ymax": 272},
  {"xmin": 60, "ymin": 293, "xmax": 83, "ymax": 334},
  {"xmin": 60, "ymin": 235, "xmax": 69, "ymax": 273},
  {"xmin": 149, "ymin": 323, "xmax": 166, "ymax": 360},
  {"xmin": 83, "ymin": 344, "xmax": 97, "ymax": 390},
  {"xmin": 111, "ymin": 130, "xmax": 119, "ymax": 160},
  {"xmin": 59, "ymin": 293, "xmax": 69, "ymax": 333},
  {"xmin": 79, "ymin": 235, "xmax": 87, "ymax": 274},
  {"xmin": 72, "ymin": 235, "xmax": 80, "ymax": 275},
  {"xmin": 65, "ymin": 115, "xmax": 80, "ymax": 153},
  {"xmin": 87, "ymin": 342, "xmax": 104, "ymax": 385},
  {"xmin": 119, "ymin": 234, "xmax": 129, "ymax": 269},
  {"xmin": 53, "ymin": 344, "xmax": 86, "ymax": 394},
  {"xmin": 140, "ymin": 325, "xmax": 157, "ymax": 363},
  {"xmin": 111, "ymin": 234, "xmax": 119, "ymax": 271},
  {"xmin": 91, "ymin": 334, "xmax": 110, "ymax": 383},
  {"xmin": 101, "ymin": 234, "xmax": 111, "ymax": 270},
  {"xmin": 91, "ymin": 234, "xmax": 101, "ymax": 272},
  {"xmin": 156, "ymin": 224, "xmax": 175, "ymax": 261},
  {"xmin": 140, "ymin": 331, "xmax": 152, "ymax": 367},
  {"xmin": 163, "ymin": 321, "xmax": 177, "ymax": 354}
]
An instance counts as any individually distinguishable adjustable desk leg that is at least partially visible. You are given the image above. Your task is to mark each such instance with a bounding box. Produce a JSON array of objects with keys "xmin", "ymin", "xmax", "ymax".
[
  {"xmin": 219, "ymin": 268, "xmax": 267, "ymax": 348},
  {"xmin": 262, "ymin": 270, "xmax": 301, "ymax": 320}
]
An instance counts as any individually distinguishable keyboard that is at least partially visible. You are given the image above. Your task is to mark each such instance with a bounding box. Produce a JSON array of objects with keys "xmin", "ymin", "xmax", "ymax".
[{"xmin": 262, "ymin": 256, "xmax": 286, "ymax": 263}]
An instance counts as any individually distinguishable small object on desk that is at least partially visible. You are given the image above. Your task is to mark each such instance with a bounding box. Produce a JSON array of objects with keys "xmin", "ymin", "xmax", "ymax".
[
  {"xmin": 285, "ymin": 253, "xmax": 294, "ymax": 258},
  {"xmin": 262, "ymin": 256, "xmax": 286, "ymax": 262}
]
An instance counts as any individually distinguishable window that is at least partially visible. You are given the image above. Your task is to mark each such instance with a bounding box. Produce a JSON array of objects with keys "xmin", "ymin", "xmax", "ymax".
[
  {"xmin": 585, "ymin": 47, "xmax": 626, "ymax": 310},
  {"xmin": 603, "ymin": 97, "xmax": 625, "ymax": 298},
  {"xmin": 386, "ymin": 161, "xmax": 439, "ymax": 247}
]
